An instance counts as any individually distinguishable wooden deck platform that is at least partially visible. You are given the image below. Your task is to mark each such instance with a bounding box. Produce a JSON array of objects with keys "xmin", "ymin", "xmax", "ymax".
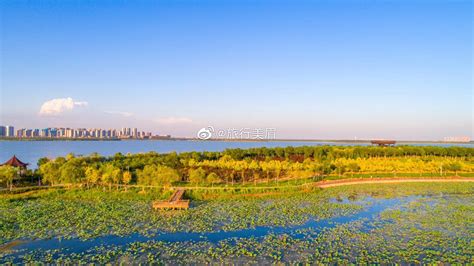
[
  {"xmin": 371, "ymin": 140, "xmax": 396, "ymax": 146},
  {"xmin": 152, "ymin": 189, "xmax": 189, "ymax": 210}
]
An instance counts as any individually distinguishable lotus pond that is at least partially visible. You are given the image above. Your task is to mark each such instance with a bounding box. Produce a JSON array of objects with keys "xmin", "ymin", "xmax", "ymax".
[{"xmin": 1, "ymin": 183, "xmax": 473, "ymax": 264}]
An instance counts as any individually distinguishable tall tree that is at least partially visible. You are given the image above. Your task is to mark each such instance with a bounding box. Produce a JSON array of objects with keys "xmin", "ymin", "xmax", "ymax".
[
  {"xmin": 85, "ymin": 167, "xmax": 101, "ymax": 187},
  {"xmin": 137, "ymin": 165, "xmax": 180, "ymax": 187},
  {"xmin": 39, "ymin": 161, "xmax": 62, "ymax": 185},
  {"xmin": 206, "ymin": 172, "xmax": 220, "ymax": 186},
  {"xmin": 189, "ymin": 168, "xmax": 206, "ymax": 184},
  {"xmin": 0, "ymin": 165, "xmax": 17, "ymax": 190},
  {"xmin": 59, "ymin": 160, "xmax": 85, "ymax": 185}
]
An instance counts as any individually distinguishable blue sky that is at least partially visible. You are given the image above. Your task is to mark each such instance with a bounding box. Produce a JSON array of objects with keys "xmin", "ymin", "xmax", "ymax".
[{"xmin": 1, "ymin": 0, "xmax": 472, "ymax": 140}]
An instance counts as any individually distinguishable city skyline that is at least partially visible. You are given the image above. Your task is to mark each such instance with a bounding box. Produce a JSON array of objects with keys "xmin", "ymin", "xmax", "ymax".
[
  {"xmin": 1, "ymin": 0, "xmax": 472, "ymax": 140},
  {"xmin": 0, "ymin": 124, "xmax": 470, "ymax": 142},
  {"xmin": 0, "ymin": 125, "xmax": 160, "ymax": 139}
]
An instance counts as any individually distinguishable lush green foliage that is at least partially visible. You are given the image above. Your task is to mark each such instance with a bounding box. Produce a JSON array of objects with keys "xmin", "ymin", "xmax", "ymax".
[
  {"xmin": 136, "ymin": 165, "xmax": 180, "ymax": 187},
  {"xmin": 0, "ymin": 166, "xmax": 17, "ymax": 190},
  {"xmin": 188, "ymin": 167, "xmax": 207, "ymax": 184},
  {"xmin": 29, "ymin": 145, "xmax": 473, "ymax": 188}
]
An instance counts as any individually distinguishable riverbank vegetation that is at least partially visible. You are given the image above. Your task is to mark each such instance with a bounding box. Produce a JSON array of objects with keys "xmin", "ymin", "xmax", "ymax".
[{"xmin": 26, "ymin": 146, "xmax": 474, "ymax": 188}]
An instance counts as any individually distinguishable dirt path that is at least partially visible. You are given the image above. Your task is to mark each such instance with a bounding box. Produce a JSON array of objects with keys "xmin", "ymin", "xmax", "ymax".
[
  {"xmin": 316, "ymin": 178, "xmax": 474, "ymax": 188},
  {"xmin": 2, "ymin": 178, "xmax": 473, "ymax": 193}
]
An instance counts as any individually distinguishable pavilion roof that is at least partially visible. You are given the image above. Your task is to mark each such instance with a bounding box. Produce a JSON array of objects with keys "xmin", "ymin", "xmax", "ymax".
[{"xmin": 1, "ymin": 155, "xmax": 29, "ymax": 168}]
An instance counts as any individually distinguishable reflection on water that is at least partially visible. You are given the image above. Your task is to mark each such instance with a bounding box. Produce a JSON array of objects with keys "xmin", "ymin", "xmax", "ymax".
[{"xmin": 0, "ymin": 240, "xmax": 24, "ymax": 253}]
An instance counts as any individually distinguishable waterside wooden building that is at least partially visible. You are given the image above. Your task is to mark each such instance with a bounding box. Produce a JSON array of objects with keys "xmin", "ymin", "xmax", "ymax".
[
  {"xmin": 1, "ymin": 155, "xmax": 29, "ymax": 169},
  {"xmin": 1, "ymin": 155, "xmax": 29, "ymax": 177},
  {"xmin": 371, "ymin": 140, "xmax": 396, "ymax": 146}
]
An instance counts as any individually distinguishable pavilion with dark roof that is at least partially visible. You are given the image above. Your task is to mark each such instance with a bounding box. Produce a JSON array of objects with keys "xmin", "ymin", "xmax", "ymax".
[{"xmin": 1, "ymin": 155, "xmax": 29, "ymax": 169}]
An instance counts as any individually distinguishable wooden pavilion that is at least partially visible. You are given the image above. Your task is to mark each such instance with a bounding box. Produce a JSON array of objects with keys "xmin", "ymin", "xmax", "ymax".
[
  {"xmin": 1, "ymin": 155, "xmax": 29, "ymax": 176},
  {"xmin": 1, "ymin": 155, "xmax": 29, "ymax": 168}
]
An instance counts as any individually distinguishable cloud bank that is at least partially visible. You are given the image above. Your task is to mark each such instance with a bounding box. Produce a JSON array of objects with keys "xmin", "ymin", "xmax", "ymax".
[{"xmin": 39, "ymin": 97, "xmax": 88, "ymax": 116}]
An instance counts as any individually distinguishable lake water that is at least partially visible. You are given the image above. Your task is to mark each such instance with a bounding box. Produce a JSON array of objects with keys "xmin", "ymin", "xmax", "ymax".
[
  {"xmin": 7, "ymin": 196, "xmax": 404, "ymax": 262},
  {"xmin": 0, "ymin": 140, "xmax": 472, "ymax": 168},
  {"xmin": 1, "ymin": 190, "xmax": 472, "ymax": 263}
]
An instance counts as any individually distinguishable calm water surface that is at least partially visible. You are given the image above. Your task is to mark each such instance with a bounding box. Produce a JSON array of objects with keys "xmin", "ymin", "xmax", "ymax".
[
  {"xmin": 8, "ymin": 196, "xmax": 404, "ymax": 259},
  {"xmin": 1, "ymin": 140, "xmax": 472, "ymax": 168}
]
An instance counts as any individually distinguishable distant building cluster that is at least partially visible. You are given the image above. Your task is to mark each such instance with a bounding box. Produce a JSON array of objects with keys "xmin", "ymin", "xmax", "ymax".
[
  {"xmin": 0, "ymin": 126, "xmax": 15, "ymax": 137},
  {"xmin": 443, "ymin": 136, "xmax": 471, "ymax": 143},
  {"xmin": 0, "ymin": 125, "xmax": 167, "ymax": 139}
]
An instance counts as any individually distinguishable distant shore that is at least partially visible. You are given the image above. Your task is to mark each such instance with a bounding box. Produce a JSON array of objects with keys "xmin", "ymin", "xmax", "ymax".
[{"xmin": 0, "ymin": 137, "xmax": 472, "ymax": 145}]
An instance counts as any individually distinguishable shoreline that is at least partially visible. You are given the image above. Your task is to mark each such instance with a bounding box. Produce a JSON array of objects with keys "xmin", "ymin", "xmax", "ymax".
[{"xmin": 0, "ymin": 138, "xmax": 472, "ymax": 145}]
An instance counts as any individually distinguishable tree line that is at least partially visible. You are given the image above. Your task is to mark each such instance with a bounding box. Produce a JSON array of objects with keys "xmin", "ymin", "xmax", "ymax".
[{"xmin": 1, "ymin": 145, "xmax": 472, "ymax": 189}]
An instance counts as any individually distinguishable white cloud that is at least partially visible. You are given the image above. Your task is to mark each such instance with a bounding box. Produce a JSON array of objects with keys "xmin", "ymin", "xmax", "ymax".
[
  {"xmin": 105, "ymin": 111, "xmax": 133, "ymax": 117},
  {"xmin": 39, "ymin": 97, "xmax": 88, "ymax": 116},
  {"xmin": 155, "ymin": 117, "xmax": 193, "ymax": 125}
]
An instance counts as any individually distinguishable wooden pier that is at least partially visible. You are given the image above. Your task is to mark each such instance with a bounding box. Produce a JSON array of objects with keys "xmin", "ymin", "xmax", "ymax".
[
  {"xmin": 152, "ymin": 189, "xmax": 190, "ymax": 210},
  {"xmin": 371, "ymin": 140, "xmax": 396, "ymax": 146}
]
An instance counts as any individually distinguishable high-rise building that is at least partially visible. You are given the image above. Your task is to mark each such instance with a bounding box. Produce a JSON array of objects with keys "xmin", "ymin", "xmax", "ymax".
[
  {"xmin": 50, "ymin": 128, "xmax": 58, "ymax": 138},
  {"xmin": 6, "ymin": 126, "xmax": 14, "ymax": 137},
  {"xmin": 41, "ymin": 128, "xmax": 50, "ymax": 137},
  {"xmin": 65, "ymin": 128, "xmax": 73, "ymax": 138},
  {"xmin": 0, "ymin": 125, "xmax": 157, "ymax": 139}
]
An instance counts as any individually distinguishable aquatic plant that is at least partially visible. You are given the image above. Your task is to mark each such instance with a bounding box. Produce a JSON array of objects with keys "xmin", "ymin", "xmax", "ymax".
[{"xmin": 1, "ymin": 183, "xmax": 473, "ymax": 264}]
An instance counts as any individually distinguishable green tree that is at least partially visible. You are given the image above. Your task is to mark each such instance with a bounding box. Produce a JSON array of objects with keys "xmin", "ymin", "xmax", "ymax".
[
  {"xmin": 37, "ymin": 157, "xmax": 50, "ymax": 168},
  {"xmin": 0, "ymin": 165, "xmax": 17, "ymax": 190},
  {"xmin": 65, "ymin": 153, "xmax": 76, "ymax": 161},
  {"xmin": 445, "ymin": 162, "xmax": 462, "ymax": 176},
  {"xmin": 137, "ymin": 165, "xmax": 180, "ymax": 187},
  {"xmin": 206, "ymin": 172, "xmax": 220, "ymax": 186},
  {"xmin": 122, "ymin": 171, "xmax": 132, "ymax": 191},
  {"xmin": 269, "ymin": 160, "xmax": 282, "ymax": 184},
  {"xmin": 248, "ymin": 160, "xmax": 260, "ymax": 183},
  {"xmin": 100, "ymin": 164, "xmax": 122, "ymax": 190},
  {"xmin": 234, "ymin": 161, "xmax": 248, "ymax": 184},
  {"xmin": 137, "ymin": 165, "xmax": 154, "ymax": 187},
  {"xmin": 84, "ymin": 166, "xmax": 101, "ymax": 187},
  {"xmin": 347, "ymin": 162, "xmax": 361, "ymax": 177},
  {"xmin": 122, "ymin": 171, "xmax": 132, "ymax": 185},
  {"xmin": 189, "ymin": 168, "xmax": 206, "ymax": 184},
  {"xmin": 60, "ymin": 160, "xmax": 85, "ymax": 185},
  {"xmin": 334, "ymin": 161, "xmax": 347, "ymax": 177},
  {"xmin": 39, "ymin": 161, "xmax": 62, "ymax": 185}
]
